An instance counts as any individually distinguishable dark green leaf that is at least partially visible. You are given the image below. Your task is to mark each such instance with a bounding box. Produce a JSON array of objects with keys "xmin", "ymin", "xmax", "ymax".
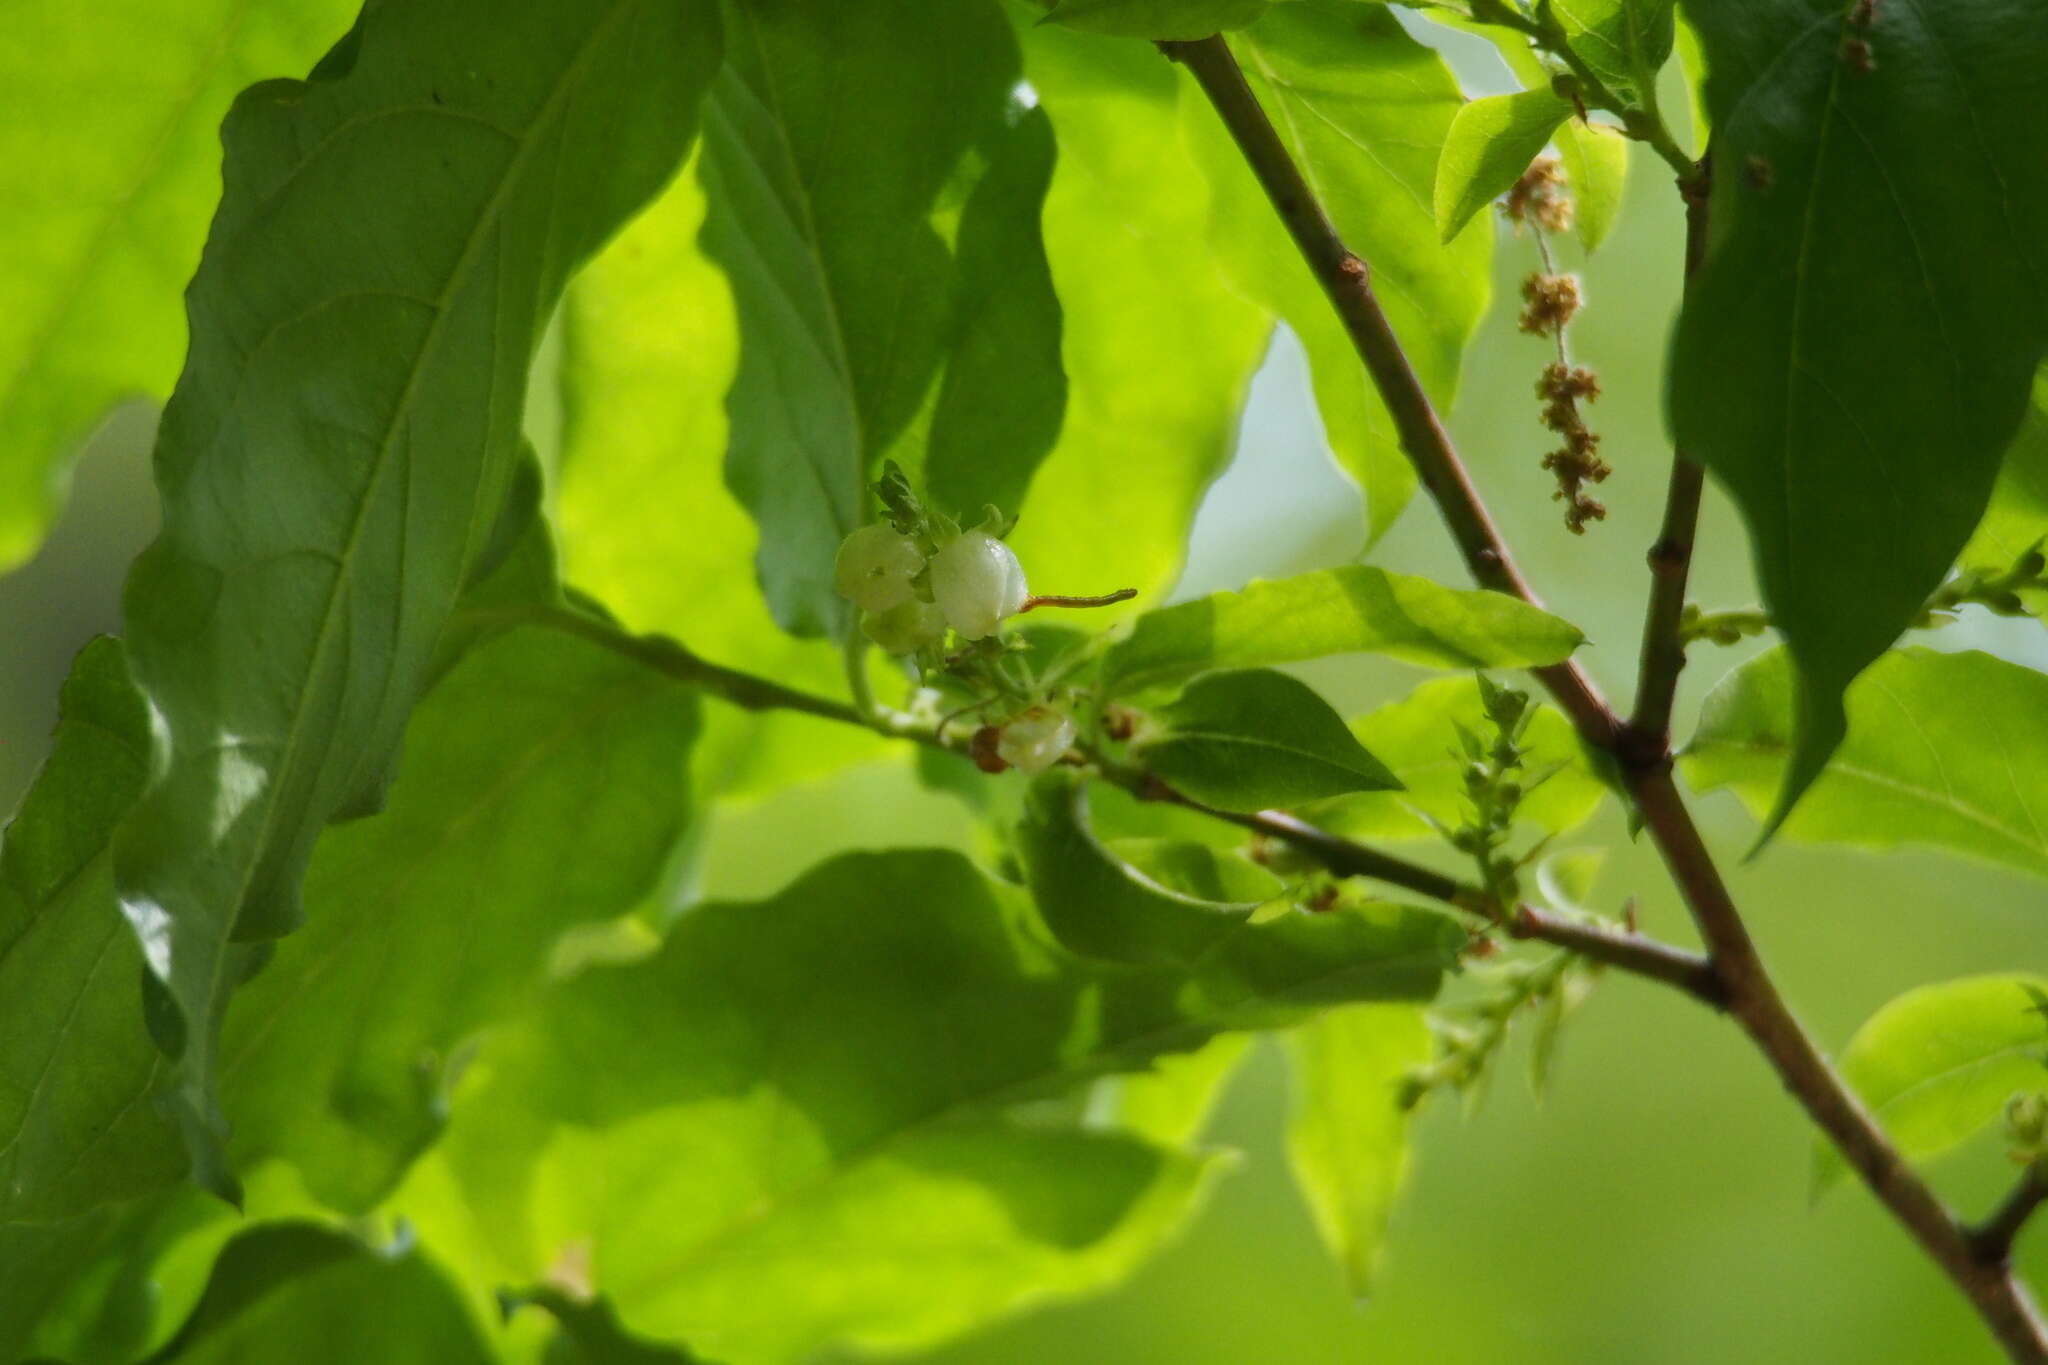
[
  {"xmin": 1669, "ymin": 0, "xmax": 2048, "ymax": 833},
  {"xmin": 217, "ymin": 626, "xmax": 698, "ymax": 1212},
  {"xmin": 0, "ymin": 639, "xmax": 178, "ymax": 1221},
  {"xmin": 1304, "ymin": 676, "xmax": 1607, "ymax": 841},
  {"xmin": 1100, "ymin": 566, "xmax": 1585, "ymax": 697},
  {"xmin": 1138, "ymin": 669, "xmax": 1401, "ymax": 811},
  {"xmin": 704, "ymin": 0, "xmax": 1064, "ymax": 636},
  {"xmin": 0, "ymin": 0, "xmax": 356, "ymax": 571},
  {"xmin": 1683, "ymin": 648, "xmax": 2048, "ymax": 880},
  {"xmin": 144, "ymin": 1223, "xmax": 491, "ymax": 1363},
  {"xmin": 1816, "ymin": 974, "xmax": 2048, "ymax": 1192},
  {"xmin": 1043, "ymin": 0, "xmax": 1268, "ymax": 39},
  {"xmin": 1434, "ymin": 89, "xmax": 1574, "ymax": 243},
  {"xmin": 1284, "ymin": 1004, "xmax": 1430, "ymax": 1298},
  {"xmin": 1550, "ymin": 0, "xmax": 1677, "ymax": 107},
  {"xmin": 1184, "ymin": 0, "xmax": 1490, "ymax": 538},
  {"xmin": 109, "ymin": 0, "xmax": 719, "ymax": 1190}
]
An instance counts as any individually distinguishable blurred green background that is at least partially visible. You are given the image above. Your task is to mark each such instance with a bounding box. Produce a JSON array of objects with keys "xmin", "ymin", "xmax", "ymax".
[{"xmin": 5, "ymin": 28, "xmax": 2045, "ymax": 1365}]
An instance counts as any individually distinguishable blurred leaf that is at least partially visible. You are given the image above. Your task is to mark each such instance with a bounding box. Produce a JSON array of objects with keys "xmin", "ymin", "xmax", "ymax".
[
  {"xmin": 144, "ymin": 1223, "xmax": 491, "ymax": 1363},
  {"xmin": 1817, "ymin": 975, "xmax": 2048, "ymax": 1193},
  {"xmin": 1044, "ymin": 0, "xmax": 1268, "ymax": 39},
  {"xmin": 1087, "ymin": 1035, "xmax": 1254, "ymax": 1148},
  {"xmin": 1434, "ymin": 89, "xmax": 1573, "ymax": 243},
  {"xmin": 1007, "ymin": 22, "xmax": 1269, "ymax": 619},
  {"xmin": 1100, "ymin": 566, "xmax": 1585, "ymax": 697},
  {"xmin": 704, "ymin": 0, "xmax": 1063, "ymax": 637},
  {"xmin": 1958, "ymin": 369, "xmax": 2048, "ymax": 618},
  {"xmin": 505, "ymin": 1288, "xmax": 714, "ymax": 1365},
  {"xmin": 108, "ymin": 0, "xmax": 719, "ymax": 1191},
  {"xmin": 1683, "ymin": 648, "xmax": 2048, "ymax": 881},
  {"xmin": 218, "ymin": 626, "xmax": 699, "ymax": 1212},
  {"xmin": 0, "ymin": 639, "xmax": 178, "ymax": 1221},
  {"xmin": 1138, "ymin": 669, "xmax": 1400, "ymax": 811},
  {"xmin": 0, "ymin": 0, "xmax": 356, "ymax": 571},
  {"xmin": 1551, "ymin": 0, "xmax": 1676, "ymax": 107},
  {"xmin": 1535, "ymin": 847, "xmax": 1607, "ymax": 913},
  {"xmin": 1183, "ymin": 0, "xmax": 1490, "ymax": 539},
  {"xmin": 1284, "ymin": 1004, "xmax": 1431, "ymax": 1299},
  {"xmin": 1108, "ymin": 836, "xmax": 1288, "ymax": 907},
  {"xmin": 1555, "ymin": 121, "xmax": 1630, "ymax": 252},
  {"xmin": 1304, "ymin": 676, "xmax": 1606, "ymax": 841},
  {"xmin": 1669, "ymin": 0, "xmax": 2048, "ymax": 836}
]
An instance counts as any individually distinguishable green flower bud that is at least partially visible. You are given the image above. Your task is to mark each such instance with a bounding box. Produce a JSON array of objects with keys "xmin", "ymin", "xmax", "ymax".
[
  {"xmin": 931, "ymin": 530, "xmax": 1028, "ymax": 640},
  {"xmin": 860, "ymin": 599, "xmax": 947, "ymax": 655},
  {"xmin": 996, "ymin": 705, "xmax": 1075, "ymax": 776},
  {"xmin": 834, "ymin": 524, "xmax": 925, "ymax": 612}
]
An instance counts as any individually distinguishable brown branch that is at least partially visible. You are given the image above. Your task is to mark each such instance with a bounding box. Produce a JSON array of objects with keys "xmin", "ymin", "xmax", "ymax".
[
  {"xmin": 1507, "ymin": 902, "xmax": 1725, "ymax": 1005},
  {"xmin": 1169, "ymin": 34, "xmax": 2048, "ymax": 1362},
  {"xmin": 1972, "ymin": 1169, "xmax": 2048, "ymax": 1267},
  {"xmin": 1019, "ymin": 589, "xmax": 1138, "ymax": 612}
]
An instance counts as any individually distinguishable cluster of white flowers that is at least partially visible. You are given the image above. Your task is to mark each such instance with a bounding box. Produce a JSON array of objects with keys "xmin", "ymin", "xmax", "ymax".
[{"xmin": 834, "ymin": 525, "xmax": 1028, "ymax": 650}]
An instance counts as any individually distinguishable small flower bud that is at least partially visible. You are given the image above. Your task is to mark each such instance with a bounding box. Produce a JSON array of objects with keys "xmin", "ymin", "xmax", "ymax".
[
  {"xmin": 996, "ymin": 705, "xmax": 1076, "ymax": 776},
  {"xmin": 860, "ymin": 599, "xmax": 947, "ymax": 655},
  {"xmin": 2008, "ymin": 1092, "xmax": 2048, "ymax": 1153},
  {"xmin": 930, "ymin": 530, "xmax": 1029, "ymax": 640},
  {"xmin": 834, "ymin": 524, "xmax": 925, "ymax": 612}
]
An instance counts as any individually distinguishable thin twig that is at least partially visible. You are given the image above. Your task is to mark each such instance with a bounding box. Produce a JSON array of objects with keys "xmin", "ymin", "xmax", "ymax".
[
  {"xmin": 1972, "ymin": 1169, "xmax": 2048, "ymax": 1267},
  {"xmin": 1168, "ymin": 34, "xmax": 2048, "ymax": 1362}
]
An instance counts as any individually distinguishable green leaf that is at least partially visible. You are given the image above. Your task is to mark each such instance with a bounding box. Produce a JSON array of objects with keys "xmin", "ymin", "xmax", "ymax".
[
  {"xmin": 0, "ymin": 0, "xmax": 358, "ymax": 571},
  {"xmin": 1088, "ymin": 1034, "xmax": 1254, "ymax": 1148},
  {"xmin": 0, "ymin": 639, "xmax": 179, "ymax": 1222},
  {"xmin": 1183, "ymin": 0, "xmax": 1491, "ymax": 539},
  {"xmin": 704, "ymin": 0, "xmax": 1064, "ymax": 637},
  {"xmin": 1549, "ymin": 0, "xmax": 1677, "ymax": 107},
  {"xmin": 1959, "ymin": 368, "xmax": 2048, "ymax": 618},
  {"xmin": 146, "ymin": 1223, "xmax": 492, "ymax": 1363},
  {"xmin": 1007, "ymin": 22, "xmax": 1270, "ymax": 619},
  {"xmin": 1284, "ymin": 1004, "xmax": 1431, "ymax": 1298},
  {"xmin": 1683, "ymin": 647, "xmax": 2048, "ymax": 881},
  {"xmin": 108, "ymin": 0, "xmax": 720, "ymax": 1192},
  {"xmin": 1434, "ymin": 89, "xmax": 1574, "ymax": 243},
  {"xmin": 505, "ymin": 1289, "xmax": 715, "ymax": 1365},
  {"xmin": 1043, "ymin": 0, "xmax": 1269, "ymax": 39},
  {"xmin": 1304, "ymin": 676, "xmax": 1608, "ymax": 841},
  {"xmin": 1555, "ymin": 121, "xmax": 1630, "ymax": 252},
  {"xmin": 1817, "ymin": 975, "xmax": 2048, "ymax": 1193},
  {"xmin": 217, "ymin": 625, "xmax": 699, "ymax": 1212},
  {"xmin": 1100, "ymin": 566, "xmax": 1585, "ymax": 697},
  {"xmin": 1138, "ymin": 668, "xmax": 1401, "ymax": 811},
  {"xmin": 1669, "ymin": 0, "xmax": 2048, "ymax": 835}
]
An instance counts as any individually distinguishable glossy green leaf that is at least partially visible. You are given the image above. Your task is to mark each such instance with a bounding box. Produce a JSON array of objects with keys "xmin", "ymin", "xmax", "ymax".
[
  {"xmin": 704, "ymin": 0, "xmax": 1064, "ymax": 638},
  {"xmin": 1669, "ymin": 0, "xmax": 2048, "ymax": 834},
  {"xmin": 1434, "ymin": 89, "xmax": 1574, "ymax": 244},
  {"xmin": 1683, "ymin": 648, "xmax": 2048, "ymax": 881},
  {"xmin": 409, "ymin": 848, "xmax": 1358, "ymax": 1362},
  {"xmin": 1305, "ymin": 676, "xmax": 1607, "ymax": 841},
  {"xmin": 0, "ymin": 0, "xmax": 357, "ymax": 572},
  {"xmin": 146, "ymin": 1223, "xmax": 492, "ymax": 1363},
  {"xmin": 1285, "ymin": 1004, "xmax": 1430, "ymax": 1298},
  {"xmin": 1006, "ymin": 22, "xmax": 1269, "ymax": 620},
  {"xmin": 1183, "ymin": 0, "xmax": 1490, "ymax": 539},
  {"xmin": 1555, "ymin": 121, "xmax": 1630, "ymax": 253},
  {"xmin": 1, "ymin": 639, "xmax": 178, "ymax": 1222},
  {"xmin": 1100, "ymin": 566, "xmax": 1585, "ymax": 697},
  {"xmin": 1817, "ymin": 975, "xmax": 2048, "ymax": 1192},
  {"xmin": 107, "ymin": 0, "xmax": 719, "ymax": 1191},
  {"xmin": 217, "ymin": 626, "xmax": 699, "ymax": 1212},
  {"xmin": 1139, "ymin": 668, "xmax": 1400, "ymax": 811},
  {"xmin": 1550, "ymin": 0, "xmax": 1676, "ymax": 107},
  {"xmin": 1043, "ymin": 0, "xmax": 1268, "ymax": 39}
]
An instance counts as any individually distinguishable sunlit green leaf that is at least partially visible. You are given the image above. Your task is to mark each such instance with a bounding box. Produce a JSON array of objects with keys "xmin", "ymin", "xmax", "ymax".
[
  {"xmin": 1304, "ymin": 676, "xmax": 1607, "ymax": 841},
  {"xmin": 1683, "ymin": 648, "xmax": 2048, "ymax": 881},
  {"xmin": 1959, "ymin": 369, "xmax": 2048, "ymax": 619},
  {"xmin": 1087, "ymin": 1035, "xmax": 1254, "ymax": 1148},
  {"xmin": 1043, "ymin": 0, "xmax": 1268, "ymax": 39},
  {"xmin": 145, "ymin": 1222, "xmax": 492, "ymax": 1363},
  {"xmin": 106, "ymin": 0, "xmax": 719, "ymax": 1192},
  {"xmin": 705, "ymin": 0, "xmax": 1064, "ymax": 637},
  {"xmin": 1555, "ymin": 121, "xmax": 1630, "ymax": 252},
  {"xmin": 1670, "ymin": 0, "xmax": 2048, "ymax": 834},
  {"xmin": 1434, "ymin": 90, "xmax": 1573, "ymax": 244},
  {"xmin": 1284, "ymin": 1004, "xmax": 1430, "ymax": 1298},
  {"xmin": 1007, "ymin": 22, "xmax": 1270, "ymax": 619},
  {"xmin": 1100, "ymin": 566, "xmax": 1585, "ymax": 697},
  {"xmin": 1138, "ymin": 669, "xmax": 1400, "ymax": 811},
  {"xmin": 1183, "ymin": 0, "xmax": 1490, "ymax": 539},
  {"xmin": 1550, "ymin": 0, "xmax": 1676, "ymax": 108},
  {"xmin": 1817, "ymin": 974, "xmax": 2048, "ymax": 1192},
  {"xmin": 505, "ymin": 1288, "xmax": 714, "ymax": 1365},
  {"xmin": 217, "ymin": 626, "xmax": 698, "ymax": 1212},
  {"xmin": 0, "ymin": 639, "xmax": 177, "ymax": 1222},
  {"xmin": 0, "ymin": 0, "xmax": 357, "ymax": 571}
]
